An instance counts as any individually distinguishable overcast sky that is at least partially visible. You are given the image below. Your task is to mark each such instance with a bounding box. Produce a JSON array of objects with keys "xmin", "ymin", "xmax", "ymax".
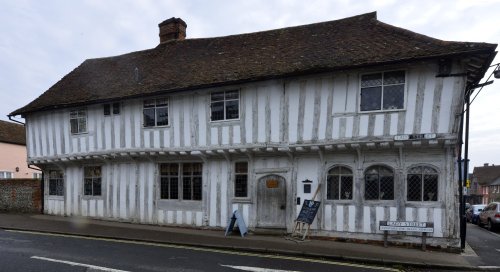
[{"xmin": 0, "ymin": 0, "xmax": 499, "ymax": 169}]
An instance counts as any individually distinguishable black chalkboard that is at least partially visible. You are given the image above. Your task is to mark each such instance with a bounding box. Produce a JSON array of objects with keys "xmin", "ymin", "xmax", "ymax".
[{"xmin": 296, "ymin": 200, "xmax": 321, "ymax": 224}]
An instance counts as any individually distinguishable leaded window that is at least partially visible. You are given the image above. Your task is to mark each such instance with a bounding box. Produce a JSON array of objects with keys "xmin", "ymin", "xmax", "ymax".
[
  {"xmin": 327, "ymin": 166, "xmax": 353, "ymax": 200},
  {"xmin": 49, "ymin": 170, "xmax": 64, "ymax": 196},
  {"xmin": 70, "ymin": 109, "xmax": 87, "ymax": 134},
  {"xmin": 143, "ymin": 98, "xmax": 168, "ymax": 127},
  {"xmin": 360, "ymin": 71, "xmax": 405, "ymax": 112},
  {"xmin": 84, "ymin": 166, "xmax": 101, "ymax": 196},
  {"xmin": 365, "ymin": 165, "xmax": 394, "ymax": 200},
  {"xmin": 159, "ymin": 163, "xmax": 202, "ymax": 201},
  {"xmin": 182, "ymin": 163, "xmax": 202, "ymax": 200},
  {"xmin": 160, "ymin": 163, "xmax": 179, "ymax": 199},
  {"xmin": 235, "ymin": 162, "xmax": 248, "ymax": 197},
  {"xmin": 407, "ymin": 166, "xmax": 438, "ymax": 201},
  {"xmin": 210, "ymin": 90, "xmax": 239, "ymax": 121}
]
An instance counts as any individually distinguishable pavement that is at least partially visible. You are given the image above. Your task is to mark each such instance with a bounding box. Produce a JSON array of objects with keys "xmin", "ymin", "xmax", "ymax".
[{"xmin": 0, "ymin": 213, "xmax": 488, "ymax": 271}]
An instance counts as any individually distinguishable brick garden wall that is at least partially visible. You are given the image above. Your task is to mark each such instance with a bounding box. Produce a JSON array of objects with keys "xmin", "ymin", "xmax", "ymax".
[{"xmin": 0, "ymin": 179, "xmax": 41, "ymax": 213}]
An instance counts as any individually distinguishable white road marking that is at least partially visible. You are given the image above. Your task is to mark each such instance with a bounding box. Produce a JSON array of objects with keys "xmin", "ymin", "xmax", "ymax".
[
  {"xmin": 31, "ymin": 256, "xmax": 130, "ymax": 272},
  {"xmin": 221, "ymin": 264, "xmax": 301, "ymax": 272},
  {"xmin": 9, "ymin": 230, "xmax": 398, "ymax": 272},
  {"xmin": 478, "ymin": 266, "xmax": 500, "ymax": 269}
]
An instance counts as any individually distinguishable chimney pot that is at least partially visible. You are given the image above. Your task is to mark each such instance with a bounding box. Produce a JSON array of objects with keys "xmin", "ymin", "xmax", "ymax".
[{"xmin": 159, "ymin": 17, "xmax": 187, "ymax": 43}]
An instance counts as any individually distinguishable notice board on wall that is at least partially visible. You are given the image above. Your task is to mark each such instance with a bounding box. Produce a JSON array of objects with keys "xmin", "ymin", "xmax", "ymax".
[{"xmin": 296, "ymin": 200, "xmax": 321, "ymax": 224}]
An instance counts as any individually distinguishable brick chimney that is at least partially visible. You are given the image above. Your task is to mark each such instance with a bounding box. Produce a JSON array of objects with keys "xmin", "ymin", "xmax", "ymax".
[{"xmin": 159, "ymin": 17, "xmax": 187, "ymax": 43}]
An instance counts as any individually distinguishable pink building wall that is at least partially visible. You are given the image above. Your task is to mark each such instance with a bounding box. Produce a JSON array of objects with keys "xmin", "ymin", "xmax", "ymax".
[{"xmin": 0, "ymin": 142, "xmax": 40, "ymax": 178}]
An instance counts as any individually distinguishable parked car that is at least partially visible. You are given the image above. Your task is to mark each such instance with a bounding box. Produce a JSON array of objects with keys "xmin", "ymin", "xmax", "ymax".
[
  {"xmin": 466, "ymin": 204, "xmax": 486, "ymax": 224},
  {"xmin": 478, "ymin": 202, "xmax": 500, "ymax": 231}
]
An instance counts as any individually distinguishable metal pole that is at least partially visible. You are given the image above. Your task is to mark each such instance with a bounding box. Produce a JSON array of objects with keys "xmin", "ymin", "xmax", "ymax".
[
  {"xmin": 461, "ymin": 90, "xmax": 471, "ymax": 250},
  {"xmin": 457, "ymin": 99, "xmax": 465, "ymax": 251}
]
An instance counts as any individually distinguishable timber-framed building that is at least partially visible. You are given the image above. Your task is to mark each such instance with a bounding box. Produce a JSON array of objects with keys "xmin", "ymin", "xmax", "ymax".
[{"xmin": 10, "ymin": 12, "xmax": 497, "ymax": 249}]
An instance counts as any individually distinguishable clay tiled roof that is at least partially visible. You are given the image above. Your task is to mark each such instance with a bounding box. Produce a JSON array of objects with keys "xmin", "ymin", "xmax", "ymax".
[
  {"xmin": 10, "ymin": 12, "xmax": 497, "ymax": 116},
  {"xmin": 0, "ymin": 120, "xmax": 26, "ymax": 146},
  {"xmin": 473, "ymin": 165, "xmax": 500, "ymax": 186}
]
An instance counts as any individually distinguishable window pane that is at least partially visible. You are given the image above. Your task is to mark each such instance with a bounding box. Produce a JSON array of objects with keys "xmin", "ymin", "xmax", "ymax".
[
  {"xmin": 183, "ymin": 177, "xmax": 192, "ymax": 200},
  {"xmin": 192, "ymin": 177, "xmax": 202, "ymax": 200},
  {"xmin": 423, "ymin": 174, "xmax": 438, "ymax": 201},
  {"xmin": 156, "ymin": 98, "xmax": 168, "ymax": 106},
  {"xmin": 70, "ymin": 111, "xmax": 77, "ymax": 118},
  {"xmin": 93, "ymin": 178, "xmax": 102, "ymax": 196},
  {"xmin": 183, "ymin": 163, "xmax": 192, "ymax": 175},
  {"xmin": 211, "ymin": 102, "xmax": 225, "ymax": 121},
  {"xmin": 84, "ymin": 179, "xmax": 93, "ymax": 195},
  {"xmin": 235, "ymin": 174, "xmax": 247, "ymax": 197},
  {"xmin": 235, "ymin": 162, "xmax": 248, "ymax": 173},
  {"xmin": 365, "ymin": 174, "xmax": 379, "ymax": 200},
  {"xmin": 70, "ymin": 119, "xmax": 78, "ymax": 134},
  {"xmin": 156, "ymin": 107, "xmax": 168, "ymax": 126},
  {"xmin": 340, "ymin": 176, "xmax": 353, "ymax": 200},
  {"xmin": 361, "ymin": 73, "xmax": 382, "ymax": 87},
  {"xmin": 112, "ymin": 103, "xmax": 120, "ymax": 114},
  {"xmin": 49, "ymin": 180, "xmax": 57, "ymax": 195},
  {"xmin": 104, "ymin": 104, "xmax": 110, "ymax": 115},
  {"xmin": 380, "ymin": 176, "xmax": 394, "ymax": 200},
  {"xmin": 211, "ymin": 92, "xmax": 225, "ymax": 101},
  {"xmin": 143, "ymin": 108, "xmax": 155, "ymax": 127},
  {"xmin": 78, "ymin": 117, "xmax": 87, "ymax": 133},
  {"xmin": 225, "ymin": 90, "xmax": 239, "ymax": 100},
  {"xmin": 144, "ymin": 99, "xmax": 155, "ymax": 108},
  {"xmin": 360, "ymin": 87, "xmax": 381, "ymax": 111},
  {"xmin": 225, "ymin": 100, "xmax": 239, "ymax": 119},
  {"xmin": 170, "ymin": 177, "xmax": 179, "ymax": 199},
  {"xmin": 407, "ymin": 174, "xmax": 422, "ymax": 201},
  {"xmin": 339, "ymin": 166, "xmax": 352, "ymax": 175},
  {"xmin": 192, "ymin": 163, "xmax": 202, "ymax": 175},
  {"xmin": 56, "ymin": 180, "xmax": 64, "ymax": 196},
  {"xmin": 384, "ymin": 71, "xmax": 405, "ymax": 85},
  {"xmin": 383, "ymin": 85, "xmax": 404, "ymax": 110},
  {"xmin": 160, "ymin": 177, "xmax": 169, "ymax": 199},
  {"xmin": 328, "ymin": 176, "xmax": 340, "ymax": 200}
]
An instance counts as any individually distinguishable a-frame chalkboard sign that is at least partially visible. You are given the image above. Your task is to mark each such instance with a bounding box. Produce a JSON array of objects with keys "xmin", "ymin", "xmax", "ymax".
[
  {"xmin": 225, "ymin": 210, "xmax": 248, "ymax": 237},
  {"xmin": 289, "ymin": 184, "xmax": 321, "ymax": 241}
]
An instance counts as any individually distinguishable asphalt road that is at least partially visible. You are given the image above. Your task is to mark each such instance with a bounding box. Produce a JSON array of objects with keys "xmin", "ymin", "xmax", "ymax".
[
  {"xmin": 0, "ymin": 229, "xmax": 400, "ymax": 272},
  {"xmin": 465, "ymin": 222, "xmax": 500, "ymax": 268}
]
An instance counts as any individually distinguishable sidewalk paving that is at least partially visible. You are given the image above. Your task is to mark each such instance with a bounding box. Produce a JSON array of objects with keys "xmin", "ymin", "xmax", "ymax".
[{"xmin": 0, "ymin": 213, "xmax": 480, "ymax": 270}]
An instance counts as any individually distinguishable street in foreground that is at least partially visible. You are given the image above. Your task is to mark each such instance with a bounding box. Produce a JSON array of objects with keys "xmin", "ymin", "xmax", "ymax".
[{"xmin": 0, "ymin": 229, "xmax": 398, "ymax": 272}]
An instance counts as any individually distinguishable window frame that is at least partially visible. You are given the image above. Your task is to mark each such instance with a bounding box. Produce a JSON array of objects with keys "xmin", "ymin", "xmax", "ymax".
[
  {"xmin": 69, "ymin": 108, "xmax": 88, "ymax": 135},
  {"xmin": 359, "ymin": 69, "xmax": 407, "ymax": 113},
  {"xmin": 210, "ymin": 89, "xmax": 241, "ymax": 122},
  {"xmin": 364, "ymin": 165, "xmax": 395, "ymax": 201},
  {"xmin": 83, "ymin": 166, "xmax": 102, "ymax": 197},
  {"xmin": 0, "ymin": 171, "xmax": 13, "ymax": 179},
  {"xmin": 158, "ymin": 162, "xmax": 203, "ymax": 202},
  {"xmin": 234, "ymin": 161, "xmax": 249, "ymax": 198},
  {"xmin": 406, "ymin": 165, "xmax": 439, "ymax": 202},
  {"xmin": 143, "ymin": 97, "xmax": 170, "ymax": 128},
  {"xmin": 326, "ymin": 165, "xmax": 354, "ymax": 201},
  {"xmin": 48, "ymin": 170, "xmax": 64, "ymax": 196}
]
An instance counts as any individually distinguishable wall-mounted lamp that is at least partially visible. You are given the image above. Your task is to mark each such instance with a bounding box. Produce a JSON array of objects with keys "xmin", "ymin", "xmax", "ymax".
[
  {"xmin": 494, "ymin": 68, "xmax": 500, "ymax": 79},
  {"xmin": 15, "ymin": 167, "xmax": 19, "ymax": 172}
]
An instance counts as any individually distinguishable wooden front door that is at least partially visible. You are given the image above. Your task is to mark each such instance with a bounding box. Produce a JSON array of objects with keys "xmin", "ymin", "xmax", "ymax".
[{"xmin": 257, "ymin": 175, "xmax": 286, "ymax": 228}]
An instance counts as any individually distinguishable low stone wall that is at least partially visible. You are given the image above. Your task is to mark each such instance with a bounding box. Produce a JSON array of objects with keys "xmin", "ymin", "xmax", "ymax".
[{"xmin": 0, "ymin": 179, "xmax": 41, "ymax": 213}]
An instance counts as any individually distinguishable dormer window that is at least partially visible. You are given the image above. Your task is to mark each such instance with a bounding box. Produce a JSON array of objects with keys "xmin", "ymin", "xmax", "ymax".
[
  {"xmin": 210, "ymin": 90, "xmax": 239, "ymax": 121},
  {"xmin": 360, "ymin": 70, "xmax": 405, "ymax": 112}
]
